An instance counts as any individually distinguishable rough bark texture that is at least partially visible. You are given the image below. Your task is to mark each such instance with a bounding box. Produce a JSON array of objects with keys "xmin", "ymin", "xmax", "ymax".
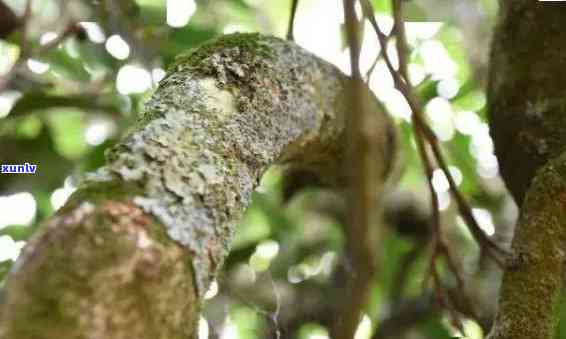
[
  {"xmin": 487, "ymin": 2, "xmax": 566, "ymax": 338},
  {"xmin": 0, "ymin": 33, "xmax": 395, "ymax": 338},
  {"xmin": 488, "ymin": 1, "xmax": 566, "ymax": 205},
  {"xmin": 487, "ymin": 154, "xmax": 566, "ymax": 339}
]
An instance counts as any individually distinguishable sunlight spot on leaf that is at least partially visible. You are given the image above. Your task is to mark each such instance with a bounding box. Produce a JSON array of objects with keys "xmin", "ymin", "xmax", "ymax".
[
  {"xmin": 438, "ymin": 191, "xmax": 450, "ymax": 210},
  {"xmin": 405, "ymin": 22, "xmax": 443, "ymax": 45},
  {"xmin": 454, "ymin": 110, "xmax": 481, "ymax": 135},
  {"xmin": 354, "ymin": 314, "xmax": 372, "ymax": 339},
  {"xmin": 0, "ymin": 236, "xmax": 25, "ymax": 262},
  {"xmin": 419, "ymin": 40, "xmax": 457, "ymax": 78},
  {"xmin": 469, "ymin": 123, "xmax": 494, "ymax": 158},
  {"xmin": 85, "ymin": 118, "xmax": 116, "ymax": 146},
  {"xmin": 0, "ymin": 41, "xmax": 20, "ymax": 75},
  {"xmin": 432, "ymin": 169, "xmax": 449, "ymax": 193},
  {"xmin": 294, "ymin": 0, "xmax": 344, "ymax": 69},
  {"xmin": 0, "ymin": 192, "xmax": 36, "ymax": 228},
  {"xmin": 288, "ymin": 252, "xmax": 336, "ymax": 283},
  {"xmin": 198, "ymin": 316, "xmax": 209, "ymax": 339},
  {"xmin": 220, "ymin": 317, "xmax": 239, "ymax": 339},
  {"xmin": 152, "ymin": 67, "xmax": 166, "ymax": 85},
  {"xmin": 377, "ymin": 88, "xmax": 411, "ymax": 122},
  {"xmin": 298, "ymin": 323, "xmax": 330, "ymax": 339},
  {"xmin": 40, "ymin": 31, "xmax": 58, "ymax": 45},
  {"xmin": 167, "ymin": 0, "xmax": 197, "ymax": 28},
  {"xmin": 105, "ymin": 34, "xmax": 130, "ymax": 60},
  {"xmin": 249, "ymin": 240, "xmax": 279, "ymax": 272},
  {"xmin": 27, "ymin": 59, "xmax": 49, "ymax": 74},
  {"xmin": 437, "ymin": 77, "xmax": 460, "ymax": 99},
  {"xmin": 0, "ymin": 90, "xmax": 21, "ymax": 118},
  {"xmin": 50, "ymin": 177, "xmax": 77, "ymax": 210},
  {"xmin": 432, "ymin": 167, "xmax": 462, "ymax": 194},
  {"xmin": 425, "ymin": 97, "xmax": 455, "ymax": 141},
  {"xmin": 477, "ymin": 153, "xmax": 499, "ymax": 179},
  {"xmin": 116, "ymin": 64, "xmax": 152, "ymax": 95},
  {"xmin": 408, "ymin": 63, "xmax": 426, "ymax": 85},
  {"xmin": 472, "ymin": 208, "xmax": 495, "ymax": 236},
  {"xmin": 78, "ymin": 22, "xmax": 106, "ymax": 43},
  {"xmin": 204, "ymin": 280, "xmax": 218, "ymax": 300}
]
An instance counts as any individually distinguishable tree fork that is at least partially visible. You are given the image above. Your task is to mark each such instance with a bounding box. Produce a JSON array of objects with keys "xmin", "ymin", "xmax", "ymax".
[{"xmin": 0, "ymin": 33, "xmax": 396, "ymax": 339}]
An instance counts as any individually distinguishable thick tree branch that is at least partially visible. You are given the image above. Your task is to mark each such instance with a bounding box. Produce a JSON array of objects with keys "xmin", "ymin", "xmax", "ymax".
[
  {"xmin": 0, "ymin": 1, "xmax": 19, "ymax": 39},
  {"xmin": 486, "ymin": 152, "xmax": 566, "ymax": 339},
  {"xmin": 0, "ymin": 33, "xmax": 395, "ymax": 339},
  {"xmin": 488, "ymin": 1, "xmax": 566, "ymax": 205},
  {"xmin": 487, "ymin": 2, "xmax": 566, "ymax": 338},
  {"xmin": 330, "ymin": 1, "xmax": 386, "ymax": 338}
]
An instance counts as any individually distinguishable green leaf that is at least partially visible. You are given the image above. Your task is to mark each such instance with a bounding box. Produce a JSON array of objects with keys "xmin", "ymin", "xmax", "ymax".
[
  {"xmin": 0, "ymin": 225, "xmax": 34, "ymax": 241},
  {"xmin": 163, "ymin": 27, "xmax": 218, "ymax": 65},
  {"xmin": 0, "ymin": 260, "xmax": 13, "ymax": 282},
  {"xmin": 45, "ymin": 48, "xmax": 91, "ymax": 82},
  {"xmin": 420, "ymin": 317, "xmax": 455, "ymax": 339},
  {"xmin": 46, "ymin": 109, "xmax": 88, "ymax": 159}
]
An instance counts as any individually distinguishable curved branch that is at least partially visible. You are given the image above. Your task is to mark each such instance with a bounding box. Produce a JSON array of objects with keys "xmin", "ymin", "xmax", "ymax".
[{"xmin": 0, "ymin": 33, "xmax": 396, "ymax": 338}]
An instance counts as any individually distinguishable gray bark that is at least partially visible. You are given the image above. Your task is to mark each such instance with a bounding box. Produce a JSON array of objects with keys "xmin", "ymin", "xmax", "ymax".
[{"xmin": 0, "ymin": 33, "xmax": 395, "ymax": 339}]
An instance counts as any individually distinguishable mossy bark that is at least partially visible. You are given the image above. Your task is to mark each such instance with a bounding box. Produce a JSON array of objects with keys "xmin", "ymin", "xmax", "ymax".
[
  {"xmin": 487, "ymin": 154, "xmax": 566, "ymax": 339},
  {"xmin": 0, "ymin": 33, "xmax": 395, "ymax": 339},
  {"xmin": 487, "ymin": 2, "xmax": 566, "ymax": 338}
]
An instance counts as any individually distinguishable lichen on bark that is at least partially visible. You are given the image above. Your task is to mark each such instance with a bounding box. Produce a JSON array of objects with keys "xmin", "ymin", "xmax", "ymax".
[
  {"xmin": 95, "ymin": 33, "xmax": 393, "ymax": 297},
  {"xmin": 487, "ymin": 152, "xmax": 566, "ymax": 339},
  {"xmin": 0, "ymin": 33, "xmax": 395, "ymax": 339},
  {"xmin": 0, "ymin": 198, "xmax": 199, "ymax": 339}
]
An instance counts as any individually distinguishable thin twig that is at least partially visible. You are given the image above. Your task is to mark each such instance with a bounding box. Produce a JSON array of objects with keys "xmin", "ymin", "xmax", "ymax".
[
  {"xmin": 428, "ymin": 141, "xmax": 508, "ymax": 264},
  {"xmin": 19, "ymin": 0, "xmax": 33, "ymax": 59},
  {"xmin": 391, "ymin": 0, "xmax": 501, "ymax": 327},
  {"xmin": 363, "ymin": 0, "xmax": 504, "ymax": 332},
  {"xmin": 332, "ymin": 0, "xmax": 382, "ymax": 338},
  {"xmin": 0, "ymin": 20, "xmax": 77, "ymax": 92},
  {"xmin": 362, "ymin": 0, "xmax": 509, "ymax": 266},
  {"xmin": 414, "ymin": 123, "xmax": 472, "ymax": 325},
  {"xmin": 37, "ymin": 22, "xmax": 78, "ymax": 54},
  {"xmin": 223, "ymin": 273, "xmax": 282, "ymax": 336},
  {"xmin": 267, "ymin": 271, "xmax": 282, "ymax": 339},
  {"xmin": 430, "ymin": 262, "xmax": 466, "ymax": 336},
  {"xmin": 286, "ymin": 0, "xmax": 299, "ymax": 41},
  {"xmin": 365, "ymin": 31, "xmax": 393, "ymax": 82},
  {"xmin": 391, "ymin": 0, "xmax": 409, "ymax": 81}
]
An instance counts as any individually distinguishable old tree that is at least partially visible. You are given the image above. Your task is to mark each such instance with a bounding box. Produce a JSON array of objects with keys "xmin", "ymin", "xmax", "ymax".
[{"xmin": 0, "ymin": 0, "xmax": 565, "ymax": 338}]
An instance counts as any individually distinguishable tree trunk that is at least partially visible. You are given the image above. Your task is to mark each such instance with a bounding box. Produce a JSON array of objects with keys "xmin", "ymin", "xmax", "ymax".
[
  {"xmin": 487, "ymin": 2, "xmax": 566, "ymax": 338},
  {"xmin": 0, "ymin": 33, "xmax": 396, "ymax": 339}
]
